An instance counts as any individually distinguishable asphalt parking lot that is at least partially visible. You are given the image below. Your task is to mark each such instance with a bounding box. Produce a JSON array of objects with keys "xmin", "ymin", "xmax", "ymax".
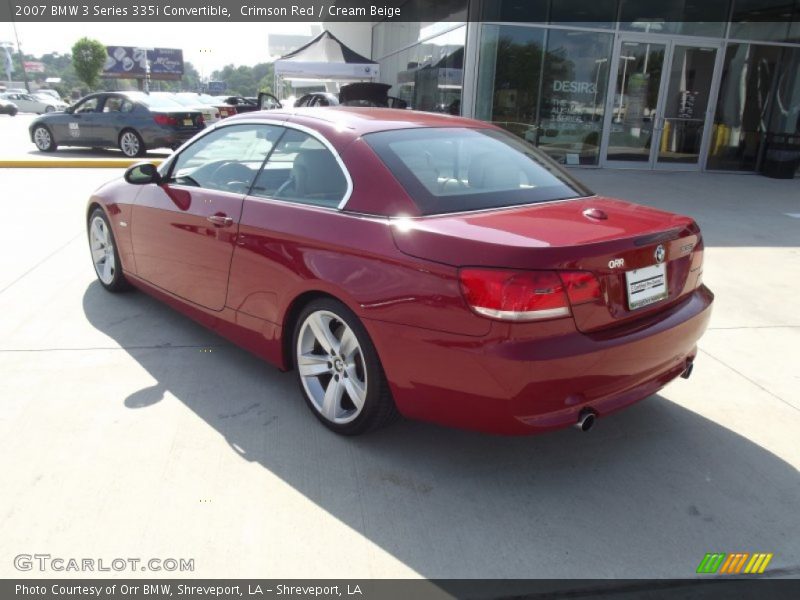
[{"xmin": 0, "ymin": 123, "xmax": 798, "ymax": 579}]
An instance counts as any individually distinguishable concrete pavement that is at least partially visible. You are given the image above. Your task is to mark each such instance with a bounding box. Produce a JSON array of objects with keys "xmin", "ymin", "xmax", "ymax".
[{"xmin": 0, "ymin": 168, "xmax": 798, "ymax": 580}]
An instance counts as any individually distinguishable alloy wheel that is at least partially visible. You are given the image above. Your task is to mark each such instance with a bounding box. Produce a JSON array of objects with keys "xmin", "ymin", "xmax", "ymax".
[
  {"xmin": 296, "ymin": 310, "xmax": 368, "ymax": 425},
  {"xmin": 89, "ymin": 215, "xmax": 116, "ymax": 285},
  {"xmin": 33, "ymin": 127, "xmax": 51, "ymax": 150},
  {"xmin": 120, "ymin": 131, "xmax": 140, "ymax": 157}
]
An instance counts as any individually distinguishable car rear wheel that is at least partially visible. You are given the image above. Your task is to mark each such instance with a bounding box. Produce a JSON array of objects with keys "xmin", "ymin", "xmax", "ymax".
[
  {"xmin": 33, "ymin": 125, "xmax": 56, "ymax": 152},
  {"xmin": 119, "ymin": 129, "xmax": 145, "ymax": 158},
  {"xmin": 88, "ymin": 208, "xmax": 131, "ymax": 292},
  {"xmin": 293, "ymin": 299, "xmax": 399, "ymax": 435},
  {"xmin": 45, "ymin": 105, "xmax": 55, "ymax": 113}
]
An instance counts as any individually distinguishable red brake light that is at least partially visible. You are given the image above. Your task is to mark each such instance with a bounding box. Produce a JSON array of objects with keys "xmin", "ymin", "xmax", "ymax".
[
  {"xmin": 228, "ymin": 107, "xmax": 237, "ymax": 115},
  {"xmin": 197, "ymin": 115, "xmax": 204, "ymax": 126},
  {"xmin": 559, "ymin": 271, "xmax": 602, "ymax": 306},
  {"xmin": 459, "ymin": 268, "xmax": 570, "ymax": 321},
  {"xmin": 153, "ymin": 113, "xmax": 178, "ymax": 126}
]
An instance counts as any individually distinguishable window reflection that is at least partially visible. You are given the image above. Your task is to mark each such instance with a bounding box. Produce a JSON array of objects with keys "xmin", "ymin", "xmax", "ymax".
[
  {"xmin": 539, "ymin": 30, "xmax": 613, "ymax": 164},
  {"xmin": 708, "ymin": 43, "xmax": 782, "ymax": 170}
]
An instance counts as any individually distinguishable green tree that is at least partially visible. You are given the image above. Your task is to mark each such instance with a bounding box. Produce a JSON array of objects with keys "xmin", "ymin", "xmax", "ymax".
[{"xmin": 71, "ymin": 37, "xmax": 107, "ymax": 90}]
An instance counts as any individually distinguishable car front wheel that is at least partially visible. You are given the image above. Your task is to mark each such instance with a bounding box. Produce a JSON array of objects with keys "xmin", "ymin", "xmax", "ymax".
[
  {"xmin": 88, "ymin": 208, "xmax": 131, "ymax": 292},
  {"xmin": 119, "ymin": 129, "xmax": 145, "ymax": 158},
  {"xmin": 45, "ymin": 105, "xmax": 55, "ymax": 113},
  {"xmin": 32, "ymin": 125, "xmax": 56, "ymax": 152},
  {"xmin": 293, "ymin": 299, "xmax": 399, "ymax": 435}
]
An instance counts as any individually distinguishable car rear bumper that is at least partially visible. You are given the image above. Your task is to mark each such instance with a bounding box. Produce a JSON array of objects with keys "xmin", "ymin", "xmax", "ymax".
[
  {"xmin": 141, "ymin": 126, "xmax": 203, "ymax": 149},
  {"xmin": 366, "ymin": 285, "xmax": 713, "ymax": 435}
]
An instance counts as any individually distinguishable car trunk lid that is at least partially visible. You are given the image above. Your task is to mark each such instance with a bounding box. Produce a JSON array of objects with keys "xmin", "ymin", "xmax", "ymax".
[{"xmin": 390, "ymin": 196, "xmax": 704, "ymax": 333}]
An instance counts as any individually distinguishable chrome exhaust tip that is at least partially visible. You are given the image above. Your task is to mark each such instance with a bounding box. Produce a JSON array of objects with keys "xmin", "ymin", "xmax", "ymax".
[
  {"xmin": 681, "ymin": 362, "xmax": 694, "ymax": 379},
  {"xmin": 575, "ymin": 409, "xmax": 597, "ymax": 432}
]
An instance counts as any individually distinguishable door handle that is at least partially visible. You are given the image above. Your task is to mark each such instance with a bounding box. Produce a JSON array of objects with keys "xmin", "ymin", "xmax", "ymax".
[{"xmin": 207, "ymin": 214, "xmax": 233, "ymax": 227}]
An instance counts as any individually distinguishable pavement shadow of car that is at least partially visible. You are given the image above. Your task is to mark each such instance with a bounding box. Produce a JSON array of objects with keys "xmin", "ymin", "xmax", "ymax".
[{"xmin": 82, "ymin": 281, "xmax": 800, "ymax": 579}]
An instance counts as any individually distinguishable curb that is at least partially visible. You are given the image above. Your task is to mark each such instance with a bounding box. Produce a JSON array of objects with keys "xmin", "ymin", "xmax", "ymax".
[{"xmin": 0, "ymin": 159, "xmax": 163, "ymax": 168}]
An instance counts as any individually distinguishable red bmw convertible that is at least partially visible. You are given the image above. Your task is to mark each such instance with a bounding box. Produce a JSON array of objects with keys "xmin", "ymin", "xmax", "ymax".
[{"xmin": 86, "ymin": 108, "xmax": 713, "ymax": 435}]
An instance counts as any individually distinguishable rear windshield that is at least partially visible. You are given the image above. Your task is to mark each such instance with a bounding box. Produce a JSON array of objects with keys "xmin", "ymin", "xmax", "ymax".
[{"xmin": 364, "ymin": 127, "xmax": 591, "ymax": 215}]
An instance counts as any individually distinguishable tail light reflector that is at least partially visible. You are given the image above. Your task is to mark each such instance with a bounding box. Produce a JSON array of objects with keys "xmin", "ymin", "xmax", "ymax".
[
  {"xmin": 559, "ymin": 271, "xmax": 602, "ymax": 305},
  {"xmin": 459, "ymin": 268, "xmax": 570, "ymax": 321},
  {"xmin": 153, "ymin": 113, "xmax": 178, "ymax": 126}
]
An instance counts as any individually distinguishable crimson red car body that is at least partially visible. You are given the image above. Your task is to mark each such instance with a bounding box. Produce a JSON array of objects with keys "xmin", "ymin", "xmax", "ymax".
[{"xmin": 87, "ymin": 108, "xmax": 713, "ymax": 435}]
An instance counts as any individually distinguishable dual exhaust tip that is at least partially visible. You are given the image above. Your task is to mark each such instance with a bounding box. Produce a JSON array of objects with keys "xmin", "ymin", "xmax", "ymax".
[
  {"xmin": 574, "ymin": 409, "xmax": 597, "ymax": 432},
  {"xmin": 573, "ymin": 361, "xmax": 695, "ymax": 432}
]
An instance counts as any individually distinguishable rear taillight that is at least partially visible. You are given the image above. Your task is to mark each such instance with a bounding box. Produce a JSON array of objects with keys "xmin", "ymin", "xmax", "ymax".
[
  {"xmin": 559, "ymin": 271, "xmax": 602, "ymax": 306},
  {"xmin": 690, "ymin": 236, "xmax": 704, "ymax": 288},
  {"xmin": 153, "ymin": 113, "xmax": 178, "ymax": 126},
  {"xmin": 459, "ymin": 268, "xmax": 571, "ymax": 321},
  {"xmin": 197, "ymin": 115, "xmax": 205, "ymax": 127},
  {"xmin": 214, "ymin": 111, "xmax": 220, "ymax": 119}
]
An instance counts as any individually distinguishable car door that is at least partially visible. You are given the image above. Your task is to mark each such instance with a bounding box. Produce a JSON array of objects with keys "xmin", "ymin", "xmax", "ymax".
[
  {"xmin": 131, "ymin": 123, "xmax": 284, "ymax": 310},
  {"xmin": 94, "ymin": 94, "xmax": 131, "ymax": 144},
  {"xmin": 60, "ymin": 95, "xmax": 103, "ymax": 144}
]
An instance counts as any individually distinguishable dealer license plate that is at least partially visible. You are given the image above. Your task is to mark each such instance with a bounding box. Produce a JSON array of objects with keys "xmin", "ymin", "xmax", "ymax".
[{"xmin": 625, "ymin": 263, "xmax": 668, "ymax": 310}]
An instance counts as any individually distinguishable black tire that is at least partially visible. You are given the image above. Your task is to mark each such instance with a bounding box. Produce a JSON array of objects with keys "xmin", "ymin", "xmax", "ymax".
[
  {"xmin": 119, "ymin": 129, "xmax": 146, "ymax": 158},
  {"xmin": 32, "ymin": 125, "xmax": 57, "ymax": 152},
  {"xmin": 9, "ymin": 109, "xmax": 17, "ymax": 117},
  {"xmin": 45, "ymin": 105, "xmax": 55, "ymax": 113},
  {"xmin": 292, "ymin": 298, "xmax": 399, "ymax": 435},
  {"xmin": 87, "ymin": 208, "xmax": 132, "ymax": 293}
]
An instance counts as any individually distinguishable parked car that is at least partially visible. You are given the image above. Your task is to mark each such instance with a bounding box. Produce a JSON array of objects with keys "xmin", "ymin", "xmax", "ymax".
[
  {"xmin": 275, "ymin": 83, "xmax": 407, "ymax": 110},
  {"xmin": 0, "ymin": 91, "xmax": 68, "ymax": 114},
  {"xmin": 293, "ymin": 92, "xmax": 339, "ymax": 108},
  {"xmin": 30, "ymin": 91, "xmax": 204, "ymax": 157},
  {"xmin": 86, "ymin": 107, "xmax": 713, "ymax": 436},
  {"xmin": 0, "ymin": 97, "xmax": 18, "ymax": 116},
  {"xmin": 179, "ymin": 92, "xmax": 238, "ymax": 118},
  {"xmin": 256, "ymin": 92, "xmax": 282, "ymax": 110},
  {"xmin": 215, "ymin": 95, "xmax": 259, "ymax": 113},
  {"xmin": 155, "ymin": 92, "xmax": 221, "ymax": 125},
  {"xmin": 35, "ymin": 89, "xmax": 64, "ymax": 103}
]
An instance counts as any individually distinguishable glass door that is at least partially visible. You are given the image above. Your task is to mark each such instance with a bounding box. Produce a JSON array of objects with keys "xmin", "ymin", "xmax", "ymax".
[
  {"xmin": 600, "ymin": 36, "xmax": 721, "ymax": 169},
  {"xmin": 602, "ymin": 38, "xmax": 668, "ymax": 167},
  {"xmin": 655, "ymin": 45, "xmax": 719, "ymax": 168}
]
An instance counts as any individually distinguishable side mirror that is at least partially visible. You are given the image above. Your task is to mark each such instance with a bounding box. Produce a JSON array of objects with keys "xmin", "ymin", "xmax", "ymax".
[
  {"xmin": 125, "ymin": 162, "xmax": 161, "ymax": 185},
  {"xmin": 65, "ymin": 105, "xmax": 74, "ymax": 114}
]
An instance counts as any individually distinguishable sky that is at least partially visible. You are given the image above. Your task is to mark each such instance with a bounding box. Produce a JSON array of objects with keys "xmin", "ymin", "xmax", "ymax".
[{"xmin": 2, "ymin": 21, "xmax": 319, "ymax": 74}]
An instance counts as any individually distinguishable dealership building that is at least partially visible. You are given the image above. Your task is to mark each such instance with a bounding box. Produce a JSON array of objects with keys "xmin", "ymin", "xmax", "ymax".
[{"xmin": 333, "ymin": 0, "xmax": 800, "ymax": 173}]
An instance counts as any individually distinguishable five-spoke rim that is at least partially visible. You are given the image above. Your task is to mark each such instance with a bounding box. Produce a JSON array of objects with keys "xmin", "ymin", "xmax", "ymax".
[
  {"xmin": 34, "ymin": 127, "xmax": 50, "ymax": 150},
  {"xmin": 89, "ymin": 216, "xmax": 116, "ymax": 285},
  {"xmin": 297, "ymin": 310, "xmax": 367, "ymax": 425},
  {"xmin": 120, "ymin": 132, "xmax": 140, "ymax": 157}
]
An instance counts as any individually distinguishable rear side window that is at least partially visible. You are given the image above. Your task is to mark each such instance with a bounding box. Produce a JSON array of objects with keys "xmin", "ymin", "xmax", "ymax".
[
  {"xmin": 364, "ymin": 127, "xmax": 591, "ymax": 215},
  {"xmin": 250, "ymin": 128, "xmax": 348, "ymax": 209}
]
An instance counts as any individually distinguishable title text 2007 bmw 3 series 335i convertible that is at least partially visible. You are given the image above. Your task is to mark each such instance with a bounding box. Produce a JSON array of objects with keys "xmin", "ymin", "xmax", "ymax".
[{"xmin": 86, "ymin": 108, "xmax": 713, "ymax": 436}]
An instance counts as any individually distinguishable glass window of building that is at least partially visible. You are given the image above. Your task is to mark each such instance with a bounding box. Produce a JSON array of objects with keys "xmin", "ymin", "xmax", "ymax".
[
  {"xmin": 769, "ymin": 47, "xmax": 800, "ymax": 136},
  {"xmin": 377, "ymin": 26, "xmax": 465, "ymax": 113},
  {"xmin": 475, "ymin": 25, "xmax": 547, "ymax": 141},
  {"xmin": 619, "ymin": 0, "xmax": 731, "ymax": 37},
  {"xmin": 539, "ymin": 30, "xmax": 613, "ymax": 165},
  {"xmin": 730, "ymin": 0, "xmax": 796, "ymax": 42},
  {"xmin": 707, "ymin": 43, "xmax": 782, "ymax": 170}
]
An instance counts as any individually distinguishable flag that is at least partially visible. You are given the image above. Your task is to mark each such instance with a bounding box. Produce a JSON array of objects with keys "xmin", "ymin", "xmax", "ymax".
[{"xmin": 3, "ymin": 46, "xmax": 13, "ymax": 82}]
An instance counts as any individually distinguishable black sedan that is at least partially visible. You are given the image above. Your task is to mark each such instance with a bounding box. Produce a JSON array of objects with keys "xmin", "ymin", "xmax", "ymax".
[
  {"xmin": 29, "ymin": 92, "xmax": 205, "ymax": 157},
  {"xmin": 214, "ymin": 95, "xmax": 260, "ymax": 114}
]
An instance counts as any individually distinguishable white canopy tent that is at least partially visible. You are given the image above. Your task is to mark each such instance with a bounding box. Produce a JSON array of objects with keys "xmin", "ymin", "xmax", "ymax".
[{"xmin": 274, "ymin": 30, "xmax": 379, "ymax": 92}]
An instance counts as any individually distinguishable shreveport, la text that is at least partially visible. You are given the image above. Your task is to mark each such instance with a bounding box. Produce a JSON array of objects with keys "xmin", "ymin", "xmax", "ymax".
[{"xmin": 15, "ymin": 584, "xmax": 364, "ymax": 596}]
